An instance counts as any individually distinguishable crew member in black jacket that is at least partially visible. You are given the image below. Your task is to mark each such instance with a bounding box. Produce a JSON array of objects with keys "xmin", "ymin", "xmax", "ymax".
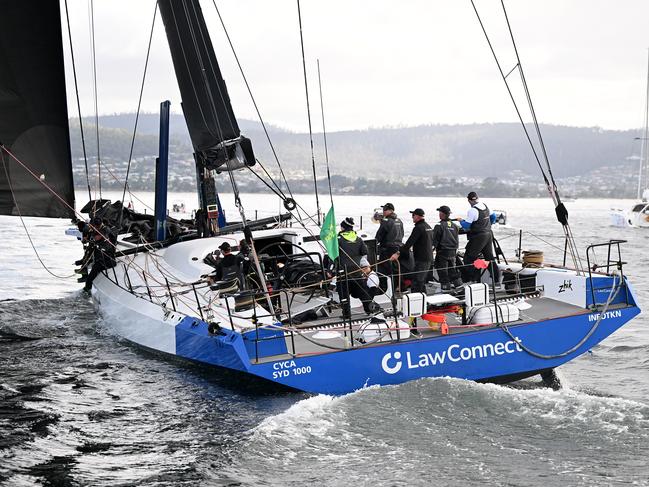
[
  {"xmin": 331, "ymin": 217, "xmax": 375, "ymax": 318},
  {"xmin": 374, "ymin": 202, "xmax": 404, "ymax": 292},
  {"xmin": 458, "ymin": 192, "xmax": 500, "ymax": 284},
  {"xmin": 83, "ymin": 217, "xmax": 117, "ymax": 293},
  {"xmin": 432, "ymin": 205, "xmax": 463, "ymax": 291},
  {"xmin": 390, "ymin": 208, "xmax": 433, "ymax": 294},
  {"xmin": 212, "ymin": 242, "xmax": 239, "ymax": 281}
]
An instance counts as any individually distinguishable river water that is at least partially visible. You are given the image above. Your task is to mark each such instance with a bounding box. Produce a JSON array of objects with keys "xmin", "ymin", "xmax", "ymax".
[{"xmin": 1, "ymin": 194, "xmax": 648, "ymax": 486}]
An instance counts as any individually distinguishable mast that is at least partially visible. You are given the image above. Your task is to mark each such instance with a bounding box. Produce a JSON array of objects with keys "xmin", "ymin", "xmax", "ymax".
[
  {"xmin": 158, "ymin": 0, "xmax": 255, "ymax": 234},
  {"xmin": 154, "ymin": 101, "xmax": 171, "ymax": 242},
  {"xmin": 158, "ymin": 0, "xmax": 275, "ymax": 313},
  {"xmin": 157, "ymin": 0, "xmax": 255, "ymax": 174},
  {"xmin": 638, "ymin": 49, "xmax": 649, "ymax": 201}
]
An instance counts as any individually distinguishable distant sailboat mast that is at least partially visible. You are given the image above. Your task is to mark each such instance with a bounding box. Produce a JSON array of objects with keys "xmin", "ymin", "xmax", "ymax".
[{"xmin": 638, "ymin": 49, "xmax": 649, "ymax": 201}]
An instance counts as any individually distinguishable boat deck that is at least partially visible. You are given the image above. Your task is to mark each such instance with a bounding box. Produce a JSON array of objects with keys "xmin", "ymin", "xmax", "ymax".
[{"xmin": 252, "ymin": 295, "xmax": 595, "ymax": 364}]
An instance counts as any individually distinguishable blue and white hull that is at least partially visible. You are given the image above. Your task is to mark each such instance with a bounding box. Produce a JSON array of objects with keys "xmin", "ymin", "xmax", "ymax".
[
  {"xmin": 172, "ymin": 293, "xmax": 639, "ymax": 395},
  {"xmin": 91, "ymin": 238, "xmax": 641, "ymax": 395}
]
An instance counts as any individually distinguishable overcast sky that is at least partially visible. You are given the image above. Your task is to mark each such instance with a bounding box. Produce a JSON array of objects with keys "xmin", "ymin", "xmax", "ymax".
[{"xmin": 61, "ymin": 0, "xmax": 649, "ymax": 133}]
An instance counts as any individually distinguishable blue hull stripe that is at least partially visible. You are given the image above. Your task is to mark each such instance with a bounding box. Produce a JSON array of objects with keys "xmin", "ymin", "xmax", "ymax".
[{"xmin": 173, "ymin": 305, "xmax": 639, "ymax": 395}]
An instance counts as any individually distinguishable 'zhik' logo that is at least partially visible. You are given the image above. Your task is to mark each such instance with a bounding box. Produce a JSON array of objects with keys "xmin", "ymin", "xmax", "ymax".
[
  {"xmin": 381, "ymin": 352, "xmax": 403, "ymax": 374},
  {"xmin": 558, "ymin": 279, "xmax": 573, "ymax": 293}
]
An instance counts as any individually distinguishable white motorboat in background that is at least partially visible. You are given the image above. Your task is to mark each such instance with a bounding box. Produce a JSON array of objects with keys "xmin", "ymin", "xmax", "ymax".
[{"xmin": 611, "ymin": 52, "xmax": 649, "ymax": 228}]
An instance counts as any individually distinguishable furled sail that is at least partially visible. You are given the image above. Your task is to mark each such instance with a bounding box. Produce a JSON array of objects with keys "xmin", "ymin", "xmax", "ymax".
[
  {"xmin": 158, "ymin": 0, "xmax": 255, "ymax": 172},
  {"xmin": 0, "ymin": 0, "xmax": 75, "ymax": 218}
]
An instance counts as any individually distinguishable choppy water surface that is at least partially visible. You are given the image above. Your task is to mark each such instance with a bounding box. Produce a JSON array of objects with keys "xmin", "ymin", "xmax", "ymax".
[{"xmin": 1, "ymin": 195, "xmax": 648, "ymax": 486}]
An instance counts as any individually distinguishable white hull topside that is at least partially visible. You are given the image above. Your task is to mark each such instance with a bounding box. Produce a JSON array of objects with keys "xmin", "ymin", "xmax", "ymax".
[{"xmin": 610, "ymin": 201, "xmax": 649, "ymax": 228}]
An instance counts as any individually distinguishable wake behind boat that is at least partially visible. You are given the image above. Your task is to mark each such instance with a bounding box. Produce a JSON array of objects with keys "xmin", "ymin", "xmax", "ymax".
[{"xmin": 0, "ymin": 0, "xmax": 641, "ymax": 395}]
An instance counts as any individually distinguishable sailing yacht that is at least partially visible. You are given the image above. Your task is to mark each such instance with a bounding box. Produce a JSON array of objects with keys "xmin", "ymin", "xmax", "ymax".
[
  {"xmin": 0, "ymin": 0, "xmax": 641, "ymax": 395},
  {"xmin": 610, "ymin": 52, "xmax": 649, "ymax": 228}
]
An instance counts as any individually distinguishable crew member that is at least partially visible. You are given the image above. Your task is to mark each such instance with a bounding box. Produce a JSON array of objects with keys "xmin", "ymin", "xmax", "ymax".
[
  {"xmin": 390, "ymin": 208, "xmax": 433, "ymax": 294},
  {"xmin": 334, "ymin": 217, "xmax": 375, "ymax": 318},
  {"xmin": 432, "ymin": 205, "xmax": 463, "ymax": 291},
  {"xmin": 374, "ymin": 202, "xmax": 404, "ymax": 293},
  {"xmin": 212, "ymin": 242, "xmax": 239, "ymax": 282},
  {"xmin": 237, "ymin": 239, "xmax": 252, "ymax": 278},
  {"xmin": 83, "ymin": 217, "xmax": 117, "ymax": 293},
  {"xmin": 195, "ymin": 208, "xmax": 208, "ymax": 238},
  {"xmin": 74, "ymin": 220, "xmax": 93, "ymax": 279},
  {"xmin": 458, "ymin": 192, "xmax": 500, "ymax": 284}
]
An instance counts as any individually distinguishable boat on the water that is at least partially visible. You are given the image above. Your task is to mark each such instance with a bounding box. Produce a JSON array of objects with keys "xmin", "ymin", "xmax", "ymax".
[
  {"xmin": 611, "ymin": 197, "xmax": 649, "ymax": 228},
  {"xmin": 611, "ymin": 52, "xmax": 649, "ymax": 228},
  {"xmin": 0, "ymin": 1, "xmax": 641, "ymax": 395}
]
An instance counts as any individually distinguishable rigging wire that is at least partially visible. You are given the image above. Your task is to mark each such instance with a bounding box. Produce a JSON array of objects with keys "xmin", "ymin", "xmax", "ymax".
[
  {"xmin": 204, "ymin": 0, "xmax": 325, "ymax": 230},
  {"xmin": 210, "ymin": 0, "xmax": 302, "ymax": 215},
  {"xmin": 247, "ymin": 163, "xmax": 290, "ymax": 201},
  {"xmin": 102, "ymin": 160, "xmax": 155, "ymax": 213},
  {"xmin": 89, "ymin": 0, "xmax": 102, "ymax": 201},
  {"xmin": 62, "ymin": 2, "xmax": 156, "ymax": 217},
  {"xmin": 0, "ymin": 148, "xmax": 75, "ymax": 279},
  {"xmin": 206, "ymin": 1, "xmax": 326, "ymax": 231},
  {"xmin": 0, "ymin": 145, "xmax": 203, "ymax": 312},
  {"xmin": 3, "ymin": 138, "xmax": 555, "ymax": 328},
  {"xmin": 499, "ymin": 0, "xmax": 583, "ymax": 272},
  {"xmin": 63, "ymin": 0, "xmax": 92, "ymax": 202},
  {"xmin": 317, "ymin": 59, "xmax": 334, "ymax": 208},
  {"xmin": 296, "ymin": 0, "xmax": 321, "ymax": 225},
  {"xmin": 120, "ymin": 2, "xmax": 158, "ymax": 221},
  {"xmin": 177, "ymin": 0, "xmax": 278, "ymax": 313},
  {"xmin": 501, "ymin": 2, "xmax": 556, "ymax": 193},
  {"xmin": 470, "ymin": 0, "xmax": 582, "ymax": 274},
  {"xmin": 499, "ymin": 2, "xmax": 583, "ymax": 273}
]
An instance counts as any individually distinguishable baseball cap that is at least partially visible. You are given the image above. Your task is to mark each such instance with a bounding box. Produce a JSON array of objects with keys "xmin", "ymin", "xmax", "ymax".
[
  {"xmin": 382, "ymin": 203, "xmax": 395, "ymax": 211},
  {"xmin": 218, "ymin": 242, "xmax": 231, "ymax": 251},
  {"xmin": 467, "ymin": 191, "xmax": 479, "ymax": 201},
  {"xmin": 436, "ymin": 205, "xmax": 451, "ymax": 215},
  {"xmin": 409, "ymin": 208, "xmax": 425, "ymax": 217}
]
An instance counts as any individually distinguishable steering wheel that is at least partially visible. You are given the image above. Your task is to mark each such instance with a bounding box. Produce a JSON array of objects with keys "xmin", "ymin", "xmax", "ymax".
[{"xmin": 254, "ymin": 240, "xmax": 324, "ymax": 305}]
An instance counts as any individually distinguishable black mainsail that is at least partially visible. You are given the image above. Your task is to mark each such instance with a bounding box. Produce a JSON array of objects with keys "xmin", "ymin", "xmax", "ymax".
[
  {"xmin": 157, "ymin": 0, "xmax": 255, "ymax": 172},
  {"xmin": 0, "ymin": 0, "xmax": 75, "ymax": 218}
]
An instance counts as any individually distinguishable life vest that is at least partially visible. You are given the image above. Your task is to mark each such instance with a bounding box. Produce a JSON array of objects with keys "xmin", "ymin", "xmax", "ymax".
[{"xmin": 469, "ymin": 204, "xmax": 491, "ymax": 236}]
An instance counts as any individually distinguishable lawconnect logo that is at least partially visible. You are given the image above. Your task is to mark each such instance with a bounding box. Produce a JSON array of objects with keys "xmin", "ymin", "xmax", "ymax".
[{"xmin": 381, "ymin": 339, "xmax": 523, "ymax": 375}]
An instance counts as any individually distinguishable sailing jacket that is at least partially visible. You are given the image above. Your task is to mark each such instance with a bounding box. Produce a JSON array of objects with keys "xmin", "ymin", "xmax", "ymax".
[
  {"xmin": 337, "ymin": 230, "xmax": 368, "ymax": 273},
  {"xmin": 375, "ymin": 213, "xmax": 404, "ymax": 252},
  {"xmin": 214, "ymin": 253, "xmax": 239, "ymax": 281},
  {"xmin": 92, "ymin": 227, "xmax": 117, "ymax": 268},
  {"xmin": 400, "ymin": 219, "xmax": 433, "ymax": 262},
  {"xmin": 432, "ymin": 218, "xmax": 459, "ymax": 251}
]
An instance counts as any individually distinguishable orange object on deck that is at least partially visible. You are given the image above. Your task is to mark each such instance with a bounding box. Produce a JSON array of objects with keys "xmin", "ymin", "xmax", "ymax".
[
  {"xmin": 422, "ymin": 312, "xmax": 446, "ymax": 323},
  {"xmin": 422, "ymin": 312, "xmax": 447, "ymax": 332}
]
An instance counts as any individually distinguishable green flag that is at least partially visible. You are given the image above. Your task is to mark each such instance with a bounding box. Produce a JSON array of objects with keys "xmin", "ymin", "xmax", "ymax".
[{"xmin": 320, "ymin": 206, "xmax": 339, "ymax": 260}]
